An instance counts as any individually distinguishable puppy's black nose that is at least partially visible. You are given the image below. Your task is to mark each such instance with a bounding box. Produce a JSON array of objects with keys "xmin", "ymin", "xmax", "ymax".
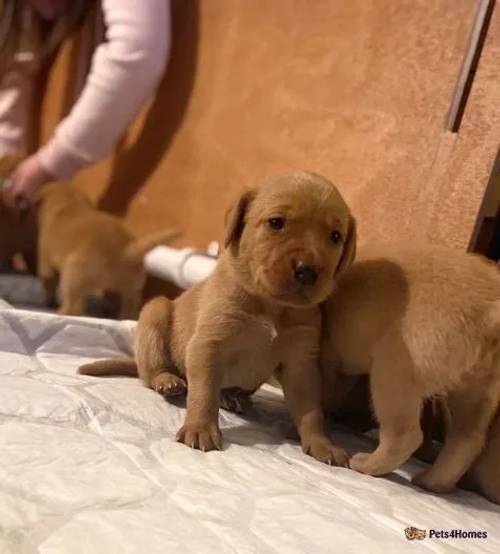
[{"xmin": 294, "ymin": 263, "xmax": 318, "ymax": 286}]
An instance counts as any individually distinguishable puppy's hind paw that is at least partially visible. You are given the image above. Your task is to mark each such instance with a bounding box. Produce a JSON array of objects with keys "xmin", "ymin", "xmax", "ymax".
[
  {"xmin": 303, "ymin": 436, "xmax": 349, "ymax": 467},
  {"xmin": 152, "ymin": 373, "xmax": 187, "ymax": 397}
]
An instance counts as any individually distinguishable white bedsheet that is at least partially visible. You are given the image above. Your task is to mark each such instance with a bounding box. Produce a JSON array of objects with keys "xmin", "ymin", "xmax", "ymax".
[{"xmin": 1, "ymin": 305, "xmax": 499, "ymax": 553}]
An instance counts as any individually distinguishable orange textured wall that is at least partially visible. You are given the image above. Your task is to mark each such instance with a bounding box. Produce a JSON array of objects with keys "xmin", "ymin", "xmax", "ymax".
[{"xmin": 39, "ymin": 0, "xmax": 498, "ymax": 251}]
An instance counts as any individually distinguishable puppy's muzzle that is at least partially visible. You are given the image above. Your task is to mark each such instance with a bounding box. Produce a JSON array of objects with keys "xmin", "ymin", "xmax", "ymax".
[{"xmin": 294, "ymin": 262, "xmax": 319, "ymax": 286}]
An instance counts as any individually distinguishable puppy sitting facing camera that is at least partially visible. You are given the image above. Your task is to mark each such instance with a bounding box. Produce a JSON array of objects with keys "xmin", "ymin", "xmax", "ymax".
[{"xmin": 80, "ymin": 172, "xmax": 356, "ymax": 464}]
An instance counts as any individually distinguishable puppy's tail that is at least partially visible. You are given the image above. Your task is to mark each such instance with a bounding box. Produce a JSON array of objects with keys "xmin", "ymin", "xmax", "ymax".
[
  {"xmin": 125, "ymin": 229, "xmax": 181, "ymax": 261},
  {"xmin": 78, "ymin": 357, "xmax": 138, "ymax": 377}
]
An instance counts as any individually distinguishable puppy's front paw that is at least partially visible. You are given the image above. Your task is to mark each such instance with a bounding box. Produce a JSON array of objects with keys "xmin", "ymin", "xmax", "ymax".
[
  {"xmin": 412, "ymin": 469, "xmax": 455, "ymax": 494},
  {"xmin": 176, "ymin": 422, "xmax": 222, "ymax": 452},
  {"xmin": 303, "ymin": 435, "xmax": 349, "ymax": 467}
]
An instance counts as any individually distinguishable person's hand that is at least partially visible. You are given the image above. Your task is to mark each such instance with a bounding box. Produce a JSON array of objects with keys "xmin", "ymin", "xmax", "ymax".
[{"xmin": 9, "ymin": 154, "xmax": 55, "ymax": 209}]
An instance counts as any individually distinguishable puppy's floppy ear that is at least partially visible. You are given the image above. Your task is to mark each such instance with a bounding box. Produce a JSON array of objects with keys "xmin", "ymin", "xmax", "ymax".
[
  {"xmin": 335, "ymin": 215, "xmax": 357, "ymax": 275},
  {"xmin": 224, "ymin": 188, "xmax": 256, "ymax": 249}
]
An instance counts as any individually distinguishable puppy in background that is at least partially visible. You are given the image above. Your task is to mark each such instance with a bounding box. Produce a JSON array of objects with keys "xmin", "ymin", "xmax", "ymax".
[
  {"xmin": 38, "ymin": 183, "xmax": 179, "ymax": 319},
  {"xmin": 80, "ymin": 172, "xmax": 356, "ymax": 463},
  {"xmin": 0, "ymin": 188, "xmax": 37, "ymax": 273},
  {"xmin": 321, "ymin": 243, "xmax": 500, "ymax": 501},
  {"xmin": 0, "ymin": 156, "xmax": 37, "ymax": 272}
]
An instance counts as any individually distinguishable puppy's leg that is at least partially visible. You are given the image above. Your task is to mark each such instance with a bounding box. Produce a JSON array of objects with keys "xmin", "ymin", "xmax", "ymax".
[
  {"xmin": 349, "ymin": 354, "xmax": 423, "ymax": 476},
  {"xmin": 176, "ymin": 333, "xmax": 223, "ymax": 451},
  {"xmin": 135, "ymin": 297, "xmax": 187, "ymax": 397},
  {"xmin": 37, "ymin": 243, "xmax": 58, "ymax": 308},
  {"xmin": 413, "ymin": 399, "xmax": 444, "ymax": 464},
  {"xmin": 463, "ymin": 409, "xmax": 500, "ymax": 504},
  {"xmin": 42, "ymin": 274, "xmax": 58, "ymax": 309},
  {"xmin": 281, "ymin": 328, "xmax": 349, "ymax": 466},
  {"xmin": 413, "ymin": 388, "xmax": 498, "ymax": 493},
  {"xmin": 281, "ymin": 363, "xmax": 349, "ymax": 466},
  {"xmin": 58, "ymin": 257, "xmax": 94, "ymax": 316}
]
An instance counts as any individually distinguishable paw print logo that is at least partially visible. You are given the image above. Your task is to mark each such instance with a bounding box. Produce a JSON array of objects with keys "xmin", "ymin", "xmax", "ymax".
[{"xmin": 405, "ymin": 527, "xmax": 427, "ymax": 541}]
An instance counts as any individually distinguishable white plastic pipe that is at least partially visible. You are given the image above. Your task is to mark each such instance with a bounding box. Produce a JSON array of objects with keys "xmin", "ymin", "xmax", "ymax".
[{"xmin": 145, "ymin": 245, "xmax": 218, "ymax": 289}]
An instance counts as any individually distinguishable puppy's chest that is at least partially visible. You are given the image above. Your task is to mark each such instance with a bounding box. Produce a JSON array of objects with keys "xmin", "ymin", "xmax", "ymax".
[{"xmin": 221, "ymin": 316, "xmax": 283, "ymax": 390}]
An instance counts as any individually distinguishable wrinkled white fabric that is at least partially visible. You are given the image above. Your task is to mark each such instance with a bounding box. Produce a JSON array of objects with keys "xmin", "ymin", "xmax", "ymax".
[{"xmin": 0, "ymin": 305, "xmax": 499, "ymax": 553}]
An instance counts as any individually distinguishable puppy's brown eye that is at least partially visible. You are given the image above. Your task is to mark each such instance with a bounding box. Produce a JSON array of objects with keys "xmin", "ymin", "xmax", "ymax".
[
  {"xmin": 330, "ymin": 230, "xmax": 342, "ymax": 244},
  {"xmin": 268, "ymin": 217, "xmax": 285, "ymax": 230}
]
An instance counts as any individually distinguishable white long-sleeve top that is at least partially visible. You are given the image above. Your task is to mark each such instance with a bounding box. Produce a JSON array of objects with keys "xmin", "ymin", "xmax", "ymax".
[{"xmin": 0, "ymin": 0, "xmax": 171, "ymax": 179}]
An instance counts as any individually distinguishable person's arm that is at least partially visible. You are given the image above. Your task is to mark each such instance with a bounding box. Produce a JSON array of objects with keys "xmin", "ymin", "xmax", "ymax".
[
  {"xmin": 9, "ymin": 0, "xmax": 171, "ymax": 206},
  {"xmin": 38, "ymin": 0, "xmax": 171, "ymax": 180},
  {"xmin": 0, "ymin": 71, "xmax": 32, "ymax": 158}
]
